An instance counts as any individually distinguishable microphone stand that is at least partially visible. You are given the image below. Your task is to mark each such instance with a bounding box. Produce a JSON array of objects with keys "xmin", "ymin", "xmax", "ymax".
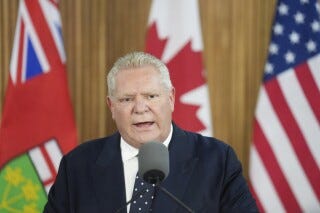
[
  {"xmin": 116, "ymin": 173, "xmax": 195, "ymax": 213},
  {"xmin": 156, "ymin": 185, "xmax": 195, "ymax": 213},
  {"xmin": 146, "ymin": 175, "xmax": 195, "ymax": 213},
  {"xmin": 115, "ymin": 185, "xmax": 195, "ymax": 213}
]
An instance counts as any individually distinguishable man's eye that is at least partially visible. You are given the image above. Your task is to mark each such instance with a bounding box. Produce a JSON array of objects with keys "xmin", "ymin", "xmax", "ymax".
[
  {"xmin": 148, "ymin": 94, "xmax": 158, "ymax": 99},
  {"xmin": 119, "ymin": 98, "xmax": 132, "ymax": 102}
]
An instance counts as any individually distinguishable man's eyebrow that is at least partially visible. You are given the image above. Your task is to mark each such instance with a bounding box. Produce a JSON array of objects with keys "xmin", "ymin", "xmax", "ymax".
[{"xmin": 116, "ymin": 93, "xmax": 136, "ymax": 97}]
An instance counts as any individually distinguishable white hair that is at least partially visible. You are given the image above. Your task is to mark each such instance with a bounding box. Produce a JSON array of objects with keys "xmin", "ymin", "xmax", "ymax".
[{"xmin": 107, "ymin": 51, "xmax": 173, "ymax": 96}]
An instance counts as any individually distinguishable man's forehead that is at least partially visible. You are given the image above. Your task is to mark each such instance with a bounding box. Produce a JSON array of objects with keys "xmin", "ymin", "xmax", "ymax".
[
  {"xmin": 115, "ymin": 87, "xmax": 164, "ymax": 96},
  {"xmin": 117, "ymin": 64, "xmax": 158, "ymax": 74},
  {"xmin": 115, "ymin": 68, "xmax": 161, "ymax": 85}
]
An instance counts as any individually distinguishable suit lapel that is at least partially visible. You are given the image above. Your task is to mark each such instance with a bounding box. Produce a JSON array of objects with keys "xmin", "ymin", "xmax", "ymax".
[
  {"xmin": 91, "ymin": 133, "xmax": 127, "ymax": 213},
  {"xmin": 152, "ymin": 125, "xmax": 198, "ymax": 213}
]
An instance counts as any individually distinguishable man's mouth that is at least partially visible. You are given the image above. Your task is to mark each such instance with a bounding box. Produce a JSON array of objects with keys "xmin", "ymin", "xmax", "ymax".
[{"xmin": 134, "ymin": 121, "xmax": 154, "ymax": 128}]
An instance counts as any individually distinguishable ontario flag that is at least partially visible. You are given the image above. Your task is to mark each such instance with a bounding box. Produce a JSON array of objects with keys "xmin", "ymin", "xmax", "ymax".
[
  {"xmin": 249, "ymin": 0, "xmax": 320, "ymax": 212},
  {"xmin": 146, "ymin": 0, "xmax": 213, "ymax": 136},
  {"xmin": 0, "ymin": 0, "xmax": 77, "ymax": 212}
]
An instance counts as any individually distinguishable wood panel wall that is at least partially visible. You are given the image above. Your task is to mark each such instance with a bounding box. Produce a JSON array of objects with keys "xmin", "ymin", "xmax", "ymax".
[{"xmin": 0, "ymin": 0, "xmax": 276, "ymax": 177}]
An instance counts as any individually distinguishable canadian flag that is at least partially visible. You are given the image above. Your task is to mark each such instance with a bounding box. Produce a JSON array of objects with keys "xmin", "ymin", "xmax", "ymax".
[{"xmin": 146, "ymin": 0, "xmax": 213, "ymax": 136}]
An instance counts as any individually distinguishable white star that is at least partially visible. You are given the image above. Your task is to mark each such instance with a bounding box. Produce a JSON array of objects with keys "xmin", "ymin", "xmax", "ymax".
[
  {"xmin": 316, "ymin": 2, "xmax": 320, "ymax": 13},
  {"xmin": 300, "ymin": 0, "xmax": 309, "ymax": 4},
  {"xmin": 274, "ymin": 23, "xmax": 284, "ymax": 35},
  {"xmin": 278, "ymin": 3, "xmax": 289, "ymax": 15},
  {"xmin": 265, "ymin": 63, "xmax": 274, "ymax": 74},
  {"xmin": 311, "ymin": 20, "xmax": 320, "ymax": 32},
  {"xmin": 294, "ymin": 12, "xmax": 305, "ymax": 24},
  {"xmin": 306, "ymin": 40, "xmax": 317, "ymax": 52},
  {"xmin": 289, "ymin": 31, "xmax": 300, "ymax": 44},
  {"xmin": 284, "ymin": 51, "xmax": 295, "ymax": 63},
  {"xmin": 269, "ymin": 43, "xmax": 279, "ymax": 55}
]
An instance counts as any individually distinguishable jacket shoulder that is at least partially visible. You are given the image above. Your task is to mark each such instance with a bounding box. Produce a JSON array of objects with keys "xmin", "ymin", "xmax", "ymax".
[
  {"xmin": 64, "ymin": 132, "xmax": 120, "ymax": 163},
  {"xmin": 183, "ymin": 129, "xmax": 231, "ymax": 155}
]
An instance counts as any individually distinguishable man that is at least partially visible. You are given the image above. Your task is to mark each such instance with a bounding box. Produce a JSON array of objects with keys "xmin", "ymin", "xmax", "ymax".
[{"xmin": 44, "ymin": 52, "xmax": 258, "ymax": 212}]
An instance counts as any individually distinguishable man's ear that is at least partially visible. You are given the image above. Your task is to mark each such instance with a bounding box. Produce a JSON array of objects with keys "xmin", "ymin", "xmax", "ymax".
[
  {"xmin": 170, "ymin": 87, "xmax": 175, "ymax": 111},
  {"xmin": 107, "ymin": 96, "xmax": 115, "ymax": 119},
  {"xmin": 107, "ymin": 96, "xmax": 112, "ymax": 108}
]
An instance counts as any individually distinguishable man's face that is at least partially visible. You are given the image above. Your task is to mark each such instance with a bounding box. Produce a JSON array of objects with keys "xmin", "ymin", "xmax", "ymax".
[{"xmin": 107, "ymin": 65, "xmax": 175, "ymax": 148}]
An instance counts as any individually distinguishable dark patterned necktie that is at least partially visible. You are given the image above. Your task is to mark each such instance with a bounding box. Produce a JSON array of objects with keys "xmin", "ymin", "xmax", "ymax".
[{"xmin": 129, "ymin": 175, "xmax": 155, "ymax": 212}]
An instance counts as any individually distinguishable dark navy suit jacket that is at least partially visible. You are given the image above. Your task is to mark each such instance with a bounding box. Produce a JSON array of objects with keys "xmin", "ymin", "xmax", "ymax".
[{"xmin": 44, "ymin": 124, "xmax": 258, "ymax": 213}]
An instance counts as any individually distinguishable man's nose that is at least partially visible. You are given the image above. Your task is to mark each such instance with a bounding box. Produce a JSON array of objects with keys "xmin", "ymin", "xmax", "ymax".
[{"xmin": 133, "ymin": 98, "xmax": 149, "ymax": 114}]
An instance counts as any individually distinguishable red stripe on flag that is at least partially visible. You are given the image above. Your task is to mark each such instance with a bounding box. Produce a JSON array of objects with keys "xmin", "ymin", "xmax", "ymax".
[
  {"xmin": 16, "ymin": 21, "xmax": 25, "ymax": 85},
  {"xmin": 24, "ymin": 0, "xmax": 63, "ymax": 69},
  {"xmin": 253, "ymin": 119, "xmax": 301, "ymax": 212},
  {"xmin": 265, "ymin": 79, "xmax": 320, "ymax": 200},
  {"xmin": 295, "ymin": 63, "xmax": 320, "ymax": 124},
  {"xmin": 40, "ymin": 145, "xmax": 56, "ymax": 186}
]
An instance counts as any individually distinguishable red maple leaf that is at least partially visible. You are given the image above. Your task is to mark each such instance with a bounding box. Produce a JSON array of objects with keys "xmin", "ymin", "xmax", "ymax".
[{"xmin": 146, "ymin": 22, "xmax": 206, "ymax": 132}]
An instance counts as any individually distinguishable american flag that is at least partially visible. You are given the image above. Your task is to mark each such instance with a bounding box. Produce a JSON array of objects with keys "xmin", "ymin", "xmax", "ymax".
[{"xmin": 249, "ymin": 0, "xmax": 320, "ymax": 212}]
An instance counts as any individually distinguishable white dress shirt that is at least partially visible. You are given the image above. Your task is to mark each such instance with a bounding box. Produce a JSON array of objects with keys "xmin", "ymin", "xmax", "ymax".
[{"xmin": 120, "ymin": 124, "xmax": 173, "ymax": 212}]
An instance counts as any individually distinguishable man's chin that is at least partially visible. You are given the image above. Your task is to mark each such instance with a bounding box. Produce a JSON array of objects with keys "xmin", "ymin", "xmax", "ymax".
[{"xmin": 136, "ymin": 136, "xmax": 161, "ymax": 145}]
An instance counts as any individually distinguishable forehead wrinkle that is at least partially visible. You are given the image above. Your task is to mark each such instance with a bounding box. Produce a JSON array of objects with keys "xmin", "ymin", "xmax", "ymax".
[
  {"xmin": 117, "ymin": 90, "xmax": 161, "ymax": 98},
  {"xmin": 113, "ymin": 67, "xmax": 168, "ymax": 97}
]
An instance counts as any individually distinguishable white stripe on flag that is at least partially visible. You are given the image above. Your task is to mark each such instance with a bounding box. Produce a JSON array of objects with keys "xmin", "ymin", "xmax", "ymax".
[
  {"xmin": 308, "ymin": 54, "xmax": 320, "ymax": 91},
  {"xmin": 148, "ymin": 0, "xmax": 203, "ymax": 63},
  {"xmin": 256, "ymin": 87, "xmax": 319, "ymax": 211},
  {"xmin": 39, "ymin": 0, "xmax": 66, "ymax": 63},
  {"xmin": 180, "ymin": 84, "xmax": 213, "ymax": 136},
  {"xmin": 278, "ymin": 69, "xmax": 320, "ymax": 168},
  {"xmin": 44, "ymin": 139, "xmax": 62, "ymax": 172},
  {"xmin": 249, "ymin": 146, "xmax": 285, "ymax": 213},
  {"xmin": 9, "ymin": 11, "xmax": 21, "ymax": 84},
  {"xmin": 21, "ymin": 24, "xmax": 27, "ymax": 83},
  {"xmin": 29, "ymin": 147, "xmax": 52, "ymax": 182},
  {"xmin": 45, "ymin": 183, "xmax": 53, "ymax": 194}
]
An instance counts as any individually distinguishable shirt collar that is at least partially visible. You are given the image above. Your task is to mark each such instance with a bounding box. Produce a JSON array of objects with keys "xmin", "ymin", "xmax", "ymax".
[{"xmin": 121, "ymin": 124, "xmax": 173, "ymax": 162}]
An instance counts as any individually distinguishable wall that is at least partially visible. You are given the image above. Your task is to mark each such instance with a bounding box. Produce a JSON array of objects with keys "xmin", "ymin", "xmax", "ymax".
[{"xmin": 0, "ymin": 0, "xmax": 276, "ymax": 177}]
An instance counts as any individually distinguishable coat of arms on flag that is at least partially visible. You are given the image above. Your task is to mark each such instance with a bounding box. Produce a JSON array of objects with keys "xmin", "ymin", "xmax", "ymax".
[
  {"xmin": 0, "ymin": 139, "xmax": 62, "ymax": 212},
  {"xmin": 0, "ymin": 0, "xmax": 77, "ymax": 212}
]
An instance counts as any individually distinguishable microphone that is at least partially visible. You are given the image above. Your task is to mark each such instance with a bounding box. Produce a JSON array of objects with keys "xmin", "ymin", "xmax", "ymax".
[
  {"xmin": 116, "ymin": 142, "xmax": 194, "ymax": 213},
  {"xmin": 138, "ymin": 142, "xmax": 194, "ymax": 213},
  {"xmin": 116, "ymin": 141, "xmax": 167, "ymax": 213},
  {"xmin": 138, "ymin": 141, "xmax": 169, "ymax": 184}
]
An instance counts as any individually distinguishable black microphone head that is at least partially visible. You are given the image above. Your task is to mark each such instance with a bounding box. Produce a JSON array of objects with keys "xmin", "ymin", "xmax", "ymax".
[{"xmin": 138, "ymin": 141, "xmax": 169, "ymax": 184}]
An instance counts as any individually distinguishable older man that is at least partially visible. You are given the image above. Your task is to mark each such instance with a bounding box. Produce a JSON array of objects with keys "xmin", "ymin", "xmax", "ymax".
[{"xmin": 44, "ymin": 52, "xmax": 258, "ymax": 213}]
